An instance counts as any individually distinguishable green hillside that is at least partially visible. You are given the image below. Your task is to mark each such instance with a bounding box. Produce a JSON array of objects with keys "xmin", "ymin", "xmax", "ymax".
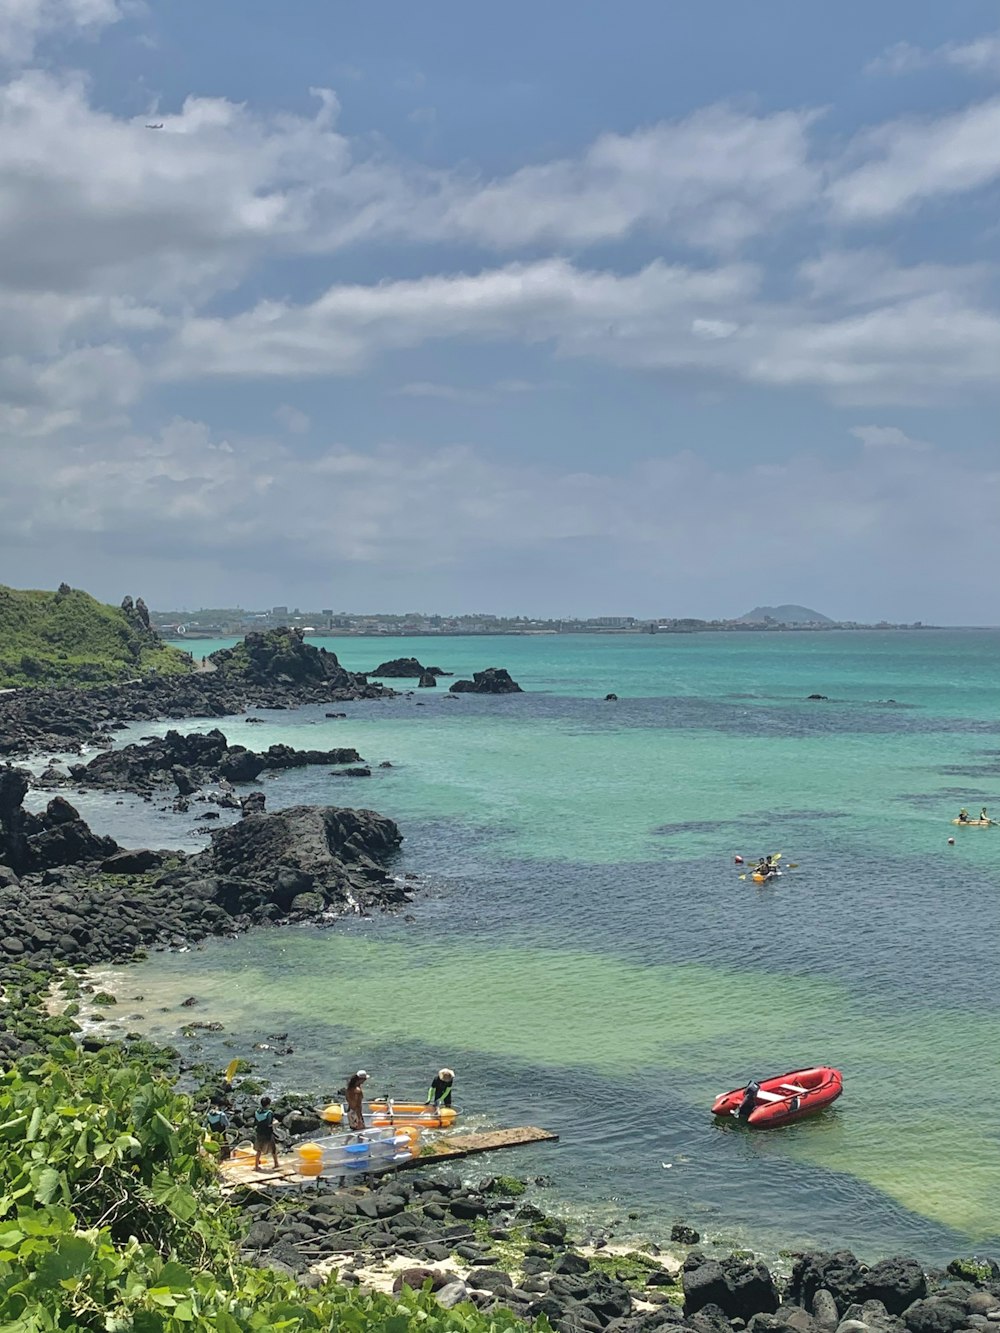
[{"xmin": 0, "ymin": 584, "xmax": 193, "ymax": 687}]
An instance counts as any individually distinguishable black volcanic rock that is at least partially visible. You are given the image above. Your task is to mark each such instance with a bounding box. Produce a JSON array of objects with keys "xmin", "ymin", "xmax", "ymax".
[
  {"xmin": 0, "ymin": 765, "xmax": 118, "ymax": 876},
  {"xmin": 209, "ymin": 627, "xmax": 354, "ymax": 688},
  {"xmin": 201, "ymin": 804, "xmax": 403, "ymax": 915},
  {"xmin": 60, "ymin": 729, "xmax": 363, "ymax": 798},
  {"xmin": 371, "ymin": 657, "xmax": 430, "ymax": 678},
  {"xmin": 449, "ymin": 668, "xmax": 523, "ymax": 695}
]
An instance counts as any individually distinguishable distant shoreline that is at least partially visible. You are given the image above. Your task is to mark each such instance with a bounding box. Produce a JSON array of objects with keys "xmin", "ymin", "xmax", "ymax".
[{"xmin": 164, "ymin": 623, "xmax": 963, "ymax": 641}]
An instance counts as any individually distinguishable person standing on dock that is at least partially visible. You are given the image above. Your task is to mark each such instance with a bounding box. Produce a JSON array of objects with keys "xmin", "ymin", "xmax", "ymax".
[
  {"xmin": 346, "ymin": 1070, "xmax": 368, "ymax": 1130},
  {"xmin": 428, "ymin": 1067, "xmax": 455, "ymax": 1107},
  {"xmin": 253, "ymin": 1096, "xmax": 279, "ymax": 1172}
]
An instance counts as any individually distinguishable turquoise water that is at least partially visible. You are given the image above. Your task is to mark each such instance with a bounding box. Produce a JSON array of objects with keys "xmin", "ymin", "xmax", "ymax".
[{"xmin": 87, "ymin": 631, "xmax": 1000, "ymax": 1260}]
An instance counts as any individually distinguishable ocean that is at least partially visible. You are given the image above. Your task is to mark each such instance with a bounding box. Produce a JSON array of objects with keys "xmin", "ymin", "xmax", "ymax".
[{"xmin": 74, "ymin": 630, "xmax": 1000, "ymax": 1263}]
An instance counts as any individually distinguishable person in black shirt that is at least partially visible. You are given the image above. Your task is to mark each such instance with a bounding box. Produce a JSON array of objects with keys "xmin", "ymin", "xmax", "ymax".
[
  {"xmin": 427, "ymin": 1067, "xmax": 455, "ymax": 1107},
  {"xmin": 253, "ymin": 1096, "xmax": 279, "ymax": 1171}
]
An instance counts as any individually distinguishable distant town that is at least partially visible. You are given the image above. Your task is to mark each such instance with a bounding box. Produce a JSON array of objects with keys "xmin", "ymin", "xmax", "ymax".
[{"xmin": 152, "ymin": 603, "xmax": 930, "ymax": 639}]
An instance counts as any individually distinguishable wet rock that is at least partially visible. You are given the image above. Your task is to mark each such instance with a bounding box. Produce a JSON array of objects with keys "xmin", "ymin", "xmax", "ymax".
[
  {"xmin": 604, "ymin": 694, "xmax": 618, "ymax": 701},
  {"xmin": 671, "ymin": 1224, "xmax": 700, "ymax": 1245},
  {"xmin": 418, "ymin": 672, "xmax": 437, "ymax": 688}
]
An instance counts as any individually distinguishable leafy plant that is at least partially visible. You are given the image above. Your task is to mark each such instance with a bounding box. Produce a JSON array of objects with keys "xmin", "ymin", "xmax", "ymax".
[{"xmin": 0, "ymin": 1040, "xmax": 542, "ymax": 1331}]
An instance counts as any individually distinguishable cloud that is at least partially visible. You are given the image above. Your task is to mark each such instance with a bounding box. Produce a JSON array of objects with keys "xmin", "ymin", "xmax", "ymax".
[
  {"xmin": 273, "ymin": 403, "xmax": 311, "ymax": 433},
  {"xmin": 868, "ymin": 31, "xmax": 1000, "ymax": 78},
  {"xmin": 162, "ymin": 255, "xmax": 1000, "ymax": 406},
  {"xmin": 396, "ymin": 379, "xmax": 541, "ymax": 404},
  {"xmin": 437, "ymin": 106, "xmax": 821, "ymax": 252},
  {"xmin": 829, "ymin": 96, "xmax": 1000, "ymax": 221},
  {"xmin": 850, "ymin": 424, "xmax": 930, "ymax": 451},
  {"xmin": 2, "ymin": 417, "xmax": 997, "ymax": 619},
  {"xmin": 0, "ymin": 0, "xmax": 122, "ymax": 65}
]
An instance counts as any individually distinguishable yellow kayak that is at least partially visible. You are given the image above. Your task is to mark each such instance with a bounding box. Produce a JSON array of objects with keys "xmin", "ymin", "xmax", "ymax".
[
  {"xmin": 320, "ymin": 1101, "xmax": 457, "ymax": 1129},
  {"xmin": 952, "ymin": 818, "xmax": 994, "ymax": 827}
]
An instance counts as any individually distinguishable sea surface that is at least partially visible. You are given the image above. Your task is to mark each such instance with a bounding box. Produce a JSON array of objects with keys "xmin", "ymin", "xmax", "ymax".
[{"xmin": 75, "ymin": 631, "xmax": 1000, "ymax": 1262}]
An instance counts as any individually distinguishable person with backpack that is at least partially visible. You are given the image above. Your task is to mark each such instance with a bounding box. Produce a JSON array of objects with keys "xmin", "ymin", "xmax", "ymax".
[
  {"xmin": 205, "ymin": 1096, "xmax": 231, "ymax": 1160},
  {"xmin": 253, "ymin": 1096, "xmax": 279, "ymax": 1171}
]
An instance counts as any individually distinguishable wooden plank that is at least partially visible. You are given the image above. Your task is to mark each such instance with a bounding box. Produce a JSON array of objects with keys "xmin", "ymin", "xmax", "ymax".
[
  {"xmin": 400, "ymin": 1125, "xmax": 558, "ymax": 1167},
  {"xmin": 218, "ymin": 1125, "xmax": 558, "ymax": 1192}
]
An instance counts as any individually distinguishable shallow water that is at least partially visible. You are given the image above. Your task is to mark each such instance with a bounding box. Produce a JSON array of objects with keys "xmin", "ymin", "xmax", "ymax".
[{"xmin": 82, "ymin": 631, "xmax": 1000, "ymax": 1260}]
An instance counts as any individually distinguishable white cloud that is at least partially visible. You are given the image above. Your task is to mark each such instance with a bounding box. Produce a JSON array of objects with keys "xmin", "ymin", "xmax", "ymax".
[
  {"xmin": 829, "ymin": 97, "xmax": 1000, "ymax": 220},
  {"xmin": 850, "ymin": 424, "xmax": 930, "ymax": 451},
  {"xmin": 273, "ymin": 404, "xmax": 311, "ymax": 433},
  {"xmin": 160, "ymin": 255, "xmax": 1000, "ymax": 406},
  {"xmin": 395, "ymin": 378, "xmax": 541, "ymax": 405},
  {"xmin": 0, "ymin": 0, "xmax": 121, "ymax": 65},
  {"xmin": 868, "ymin": 31, "xmax": 1000, "ymax": 78},
  {"xmin": 2, "ymin": 418, "xmax": 998, "ymax": 621},
  {"xmin": 438, "ymin": 106, "xmax": 821, "ymax": 252}
]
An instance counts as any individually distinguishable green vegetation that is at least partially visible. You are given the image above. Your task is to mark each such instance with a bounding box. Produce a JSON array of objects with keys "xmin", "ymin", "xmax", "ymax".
[
  {"xmin": 481, "ymin": 1177, "xmax": 527, "ymax": 1198},
  {"xmin": 947, "ymin": 1258, "xmax": 993, "ymax": 1282},
  {"xmin": 0, "ymin": 1039, "xmax": 536, "ymax": 1332},
  {"xmin": 0, "ymin": 584, "xmax": 192, "ymax": 687}
]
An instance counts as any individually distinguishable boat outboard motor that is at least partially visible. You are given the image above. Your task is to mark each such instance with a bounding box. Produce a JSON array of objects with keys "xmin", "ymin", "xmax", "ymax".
[{"xmin": 735, "ymin": 1079, "xmax": 761, "ymax": 1120}]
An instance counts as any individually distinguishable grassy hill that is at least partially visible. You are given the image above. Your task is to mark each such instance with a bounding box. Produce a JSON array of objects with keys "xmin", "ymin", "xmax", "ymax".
[{"xmin": 0, "ymin": 584, "xmax": 193, "ymax": 687}]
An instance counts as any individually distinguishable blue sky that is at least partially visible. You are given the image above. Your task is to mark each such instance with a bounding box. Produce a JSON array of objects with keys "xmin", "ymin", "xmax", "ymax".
[{"xmin": 2, "ymin": 1, "xmax": 1000, "ymax": 621}]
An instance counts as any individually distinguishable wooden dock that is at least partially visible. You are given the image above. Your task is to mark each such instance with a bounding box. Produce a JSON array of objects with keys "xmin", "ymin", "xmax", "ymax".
[
  {"xmin": 219, "ymin": 1126, "xmax": 557, "ymax": 1191},
  {"xmin": 403, "ymin": 1125, "xmax": 558, "ymax": 1166}
]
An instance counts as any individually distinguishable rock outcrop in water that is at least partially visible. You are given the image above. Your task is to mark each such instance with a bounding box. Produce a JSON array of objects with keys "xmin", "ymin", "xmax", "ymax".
[
  {"xmin": 51, "ymin": 728, "xmax": 363, "ymax": 797},
  {"xmin": 208, "ymin": 627, "xmax": 350, "ymax": 687},
  {"xmin": 448, "ymin": 667, "xmax": 523, "ymax": 695},
  {"xmin": 0, "ymin": 764, "xmax": 118, "ymax": 877},
  {"xmin": 370, "ymin": 657, "xmax": 448, "ymax": 679},
  {"xmin": 0, "ymin": 763, "xmax": 405, "ymax": 979}
]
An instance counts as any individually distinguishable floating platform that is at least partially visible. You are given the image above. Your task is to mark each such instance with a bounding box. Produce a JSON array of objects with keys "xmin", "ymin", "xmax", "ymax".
[
  {"xmin": 400, "ymin": 1125, "xmax": 558, "ymax": 1167},
  {"xmin": 218, "ymin": 1125, "xmax": 557, "ymax": 1191}
]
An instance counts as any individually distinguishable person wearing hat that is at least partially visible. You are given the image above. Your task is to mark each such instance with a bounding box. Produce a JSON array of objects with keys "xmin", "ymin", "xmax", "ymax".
[
  {"xmin": 427, "ymin": 1068, "xmax": 455, "ymax": 1107},
  {"xmin": 345, "ymin": 1070, "xmax": 369, "ymax": 1130}
]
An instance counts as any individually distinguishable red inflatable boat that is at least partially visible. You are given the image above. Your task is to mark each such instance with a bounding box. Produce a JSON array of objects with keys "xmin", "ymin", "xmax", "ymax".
[{"xmin": 711, "ymin": 1066, "xmax": 843, "ymax": 1128}]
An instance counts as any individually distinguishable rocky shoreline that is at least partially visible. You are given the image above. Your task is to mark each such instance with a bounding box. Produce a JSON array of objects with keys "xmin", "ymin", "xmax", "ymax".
[
  {"xmin": 226, "ymin": 1164, "xmax": 1000, "ymax": 1333},
  {"xmin": 0, "ymin": 626, "xmax": 393, "ymax": 757}
]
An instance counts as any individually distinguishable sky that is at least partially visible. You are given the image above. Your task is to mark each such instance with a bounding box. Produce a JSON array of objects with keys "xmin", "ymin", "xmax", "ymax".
[{"xmin": 2, "ymin": 1, "xmax": 1000, "ymax": 622}]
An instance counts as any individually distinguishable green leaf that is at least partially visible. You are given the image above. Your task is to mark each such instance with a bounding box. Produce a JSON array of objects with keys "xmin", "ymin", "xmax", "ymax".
[
  {"xmin": 159, "ymin": 1260, "xmax": 196, "ymax": 1291},
  {"xmin": 33, "ymin": 1167, "xmax": 63, "ymax": 1205},
  {"xmin": 35, "ymin": 1233, "xmax": 95, "ymax": 1289}
]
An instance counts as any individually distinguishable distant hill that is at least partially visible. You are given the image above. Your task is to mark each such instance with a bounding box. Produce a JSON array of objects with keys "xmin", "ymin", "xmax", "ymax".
[
  {"xmin": 737, "ymin": 604, "xmax": 834, "ymax": 625},
  {"xmin": 0, "ymin": 584, "xmax": 193, "ymax": 687}
]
